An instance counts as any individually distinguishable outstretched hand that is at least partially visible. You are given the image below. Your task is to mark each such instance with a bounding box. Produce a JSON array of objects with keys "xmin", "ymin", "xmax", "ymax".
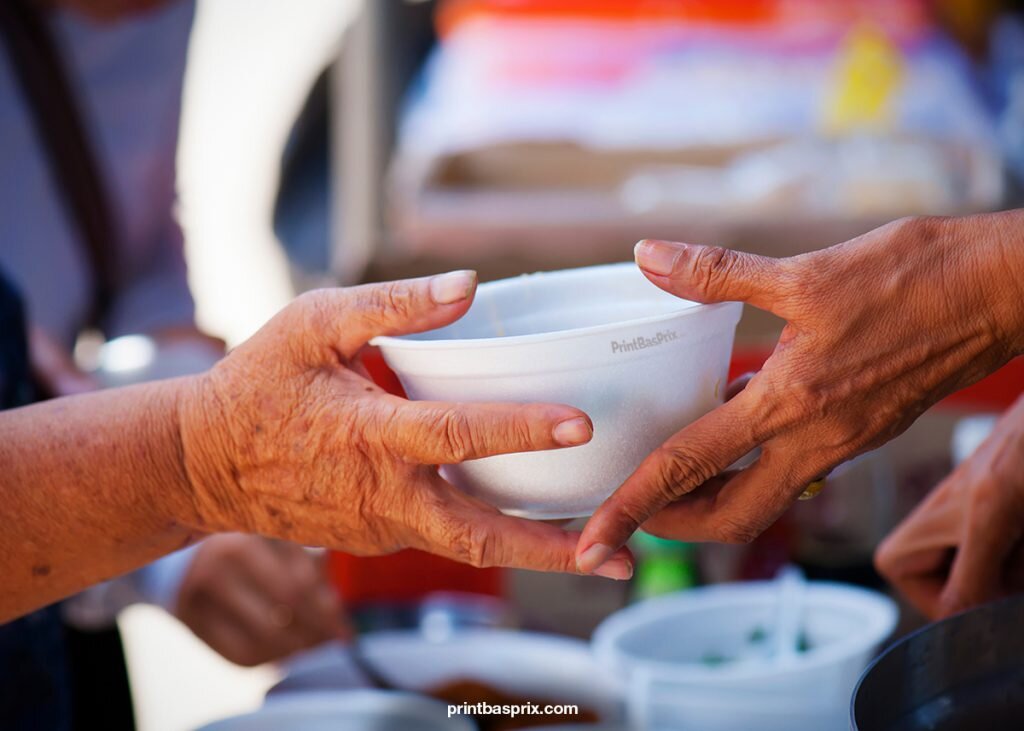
[
  {"xmin": 577, "ymin": 213, "xmax": 1024, "ymax": 575},
  {"xmin": 180, "ymin": 272, "xmax": 634, "ymax": 578}
]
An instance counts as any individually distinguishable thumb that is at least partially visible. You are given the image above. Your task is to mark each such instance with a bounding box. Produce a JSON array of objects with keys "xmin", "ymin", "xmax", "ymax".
[
  {"xmin": 575, "ymin": 392, "xmax": 758, "ymax": 574},
  {"xmin": 634, "ymin": 240, "xmax": 788, "ymax": 313},
  {"xmin": 305, "ymin": 271, "xmax": 478, "ymax": 362}
]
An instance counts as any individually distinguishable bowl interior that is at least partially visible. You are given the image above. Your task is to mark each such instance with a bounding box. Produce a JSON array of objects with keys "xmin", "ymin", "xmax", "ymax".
[
  {"xmin": 404, "ymin": 263, "xmax": 697, "ymax": 343},
  {"xmin": 597, "ymin": 583, "xmax": 897, "ymax": 676},
  {"xmin": 273, "ymin": 631, "xmax": 623, "ymax": 721}
]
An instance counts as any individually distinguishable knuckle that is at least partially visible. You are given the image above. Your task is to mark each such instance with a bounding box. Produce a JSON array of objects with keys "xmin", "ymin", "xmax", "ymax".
[
  {"xmin": 614, "ymin": 499, "xmax": 650, "ymax": 539},
  {"xmin": 511, "ymin": 412, "xmax": 537, "ymax": 450},
  {"xmin": 368, "ymin": 281, "xmax": 415, "ymax": 322},
  {"xmin": 466, "ymin": 528, "xmax": 497, "ymax": 568},
  {"xmin": 689, "ymin": 246, "xmax": 737, "ymax": 296},
  {"xmin": 787, "ymin": 377, "xmax": 828, "ymax": 422},
  {"xmin": 438, "ymin": 408, "xmax": 477, "ymax": 462},
  {"xmin": 445, "ymin": 517, "xmax": 496, "ymax": 568},
  {"xmin": 420, "ymin": 492, "xmax": 504, "ymax": 569},
  {"xmin": 712, "ymin": 515, "xmax": 761, "ymax": 545},
  {"xmin": 743, "ymin": 380, "xmax": 788, "ymax": 439},
  {"xmin": 652, "ymin": 444, "xmax": 720, "ymax": 501}
]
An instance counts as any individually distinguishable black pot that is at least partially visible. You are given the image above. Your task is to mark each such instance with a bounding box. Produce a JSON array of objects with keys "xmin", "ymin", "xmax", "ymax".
[{"xmin": 851, "ymin": 594, "xmax": 1024, "ymax": 730}]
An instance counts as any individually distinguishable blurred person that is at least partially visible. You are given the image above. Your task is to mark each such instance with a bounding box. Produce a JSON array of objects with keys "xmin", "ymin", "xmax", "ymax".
[
  {"xmin": 0, "ymin": 0, "xmax": 344, "ymax": 727},
  {"xmin": 0, "ymin": 271, "xmax": 626, "ymax": 729},
  {"xmin": 875, "ymin": 392, "xmax": 1024, "ymax": 619},
  {"xmin": 575, "ymin": 210, "xmax": 1024, "ymax": 577}
]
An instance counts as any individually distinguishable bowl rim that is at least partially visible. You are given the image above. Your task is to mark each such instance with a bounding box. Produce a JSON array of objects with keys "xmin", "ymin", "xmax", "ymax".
[
  {"xmin": 371, "ymin": 263, "xmax": 742, "ymax": 352},
  {"xmin": 269, "ymin": 629, "xmax": 626, "ymax": 713},
  {"xmin": 591, "ymin": 581, "xmax": 899, "ymax": 682}
]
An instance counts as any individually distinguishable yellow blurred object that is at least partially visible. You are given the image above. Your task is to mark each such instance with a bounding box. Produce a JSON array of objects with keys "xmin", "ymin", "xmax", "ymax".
[{"xmin": 822, "ymin": 25, "xmax": 905, "ymax": 135}]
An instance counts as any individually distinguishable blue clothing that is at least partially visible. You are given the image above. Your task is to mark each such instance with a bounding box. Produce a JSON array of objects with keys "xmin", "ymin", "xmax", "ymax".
[
  {"xmin": 0, "ymin": 1, "xmax": 196, "ymax": 348},
  {"xmin": 0, "ymin": 0, "xmax": 200, "ymax": 628},
  {"xmin": 0, "ymin": 271, "xmax": 32, "ymax": 409},
  {"xmin": 0, "ymin": 5, "xmax": 196, "ymax": 726},
  {"xmin": 0, "ymin": 273, "xmax": 72, "ymax": 730}
]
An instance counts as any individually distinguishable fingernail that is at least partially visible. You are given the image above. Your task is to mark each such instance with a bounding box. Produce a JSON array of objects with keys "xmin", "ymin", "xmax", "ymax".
[
  {"xmin": 635, "ymin": 240, "xmax": 681, "ymax": 277},
  {"xmin": 594, "ymin": 557, "xmax": 633, "ymax": 581},
  {"xmin": 577, "ymin": 543, "xmax": 614, "ymax": 574},
  {"xmin": 429, "ymin": 270, "xmax": 477, "ymax": 305},
  {"xmin": 553, "ymin": 417, "xmax": 593, "ymax": 446}
]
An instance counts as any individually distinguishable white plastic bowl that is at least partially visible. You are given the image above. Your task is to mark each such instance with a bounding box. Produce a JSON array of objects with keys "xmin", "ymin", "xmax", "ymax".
[
  {"xmin": 592, "ymin": 581, "xmax": 898, "ymax": 731},
  {"xmin": 271, "ymin": 629, "xmax": 624, "ymax": 724},
  {"xmin": 197, "ymin": 690, "xmax": 471, "ymax": 731},
  {"xmin": 373, "ymin": 263, "xmax": 742, "ymax": 518}
]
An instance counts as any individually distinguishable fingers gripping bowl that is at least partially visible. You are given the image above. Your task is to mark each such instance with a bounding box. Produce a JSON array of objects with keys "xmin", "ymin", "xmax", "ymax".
[{"xmin": 372, "ymin": 263, "xmax": 742, "ymax": 519}]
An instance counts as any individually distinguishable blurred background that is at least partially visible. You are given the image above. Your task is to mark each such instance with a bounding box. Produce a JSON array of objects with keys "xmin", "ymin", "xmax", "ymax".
[{"xmin": 30, "ymin": 0, "xmax": 1024, "ymax": 727}]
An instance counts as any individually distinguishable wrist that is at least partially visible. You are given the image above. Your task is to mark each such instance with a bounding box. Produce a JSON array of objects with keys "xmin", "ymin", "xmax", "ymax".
[
  {"xmin": 985, "ymin": 211, "xmax": 1024, "ymax": 355},
  {"xmin": 174, "ymin": 373, "xmax": 239, "ymax": 534},
  {"xmin": 126, "ymin": 378, "xmax": 208, "ymax": 544},
  {"xmin": 955, "ymin": 211, "xmax": 1024, "ymax": 356}
]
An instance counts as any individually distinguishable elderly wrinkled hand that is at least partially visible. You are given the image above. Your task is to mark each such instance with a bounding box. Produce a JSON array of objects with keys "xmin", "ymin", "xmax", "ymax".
[
  {"xmin": 179, "ymin": 272, "xmax": 633, "ymax": 579},
  {"xmin": 875, "ymin": 394, "xmax": 1024, "ymax": 620},
  {"xmin": 576, "ymin": 212, "xmax": 1024, "ymax": 574}
]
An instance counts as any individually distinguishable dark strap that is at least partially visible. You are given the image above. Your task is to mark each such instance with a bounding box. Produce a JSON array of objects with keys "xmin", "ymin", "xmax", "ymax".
[
  {"xmin": 0, "ymin": 272, "xmax": 34, "ymax": 409},
  {"xmin": 0, "ymin": 0, "xmax": 117, "ymax": 326}
]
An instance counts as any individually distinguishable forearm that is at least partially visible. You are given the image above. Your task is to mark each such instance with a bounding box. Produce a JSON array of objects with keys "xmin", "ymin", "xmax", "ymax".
[{"xmin": 0, "ymin": 378, "xmax": 205, "ymax": 622}]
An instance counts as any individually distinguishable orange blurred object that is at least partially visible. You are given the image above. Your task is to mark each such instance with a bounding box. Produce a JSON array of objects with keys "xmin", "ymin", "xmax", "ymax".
[
  {"xmin": 438, "ymin": 0, "xmax": 777, "ymax": 35},
  {"xmin": 328, "ymin": 347, "xmax": 503, "ymax": 607},
  {"xmin": 437, "ymin": 0, "xmax": 931, "ymax": 38}
]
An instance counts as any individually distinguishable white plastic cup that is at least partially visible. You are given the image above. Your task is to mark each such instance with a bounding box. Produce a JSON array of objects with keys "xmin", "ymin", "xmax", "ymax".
[
  {"xmin": 373, "ymin": 263, "xmax": 742, "ymax": 519},
  {"xmin": 592, "ymin": 581, "xmax": 898, "ymax": 731}
]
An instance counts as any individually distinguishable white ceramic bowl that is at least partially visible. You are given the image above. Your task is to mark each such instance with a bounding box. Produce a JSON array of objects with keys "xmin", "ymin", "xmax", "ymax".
[
  {"xmin": 592, "ymin": 581, "xmax": 898, "ymax": 731},
  {"xmin": 373, "ymin": 263, "xmax": 742, "ymax": 519}
]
